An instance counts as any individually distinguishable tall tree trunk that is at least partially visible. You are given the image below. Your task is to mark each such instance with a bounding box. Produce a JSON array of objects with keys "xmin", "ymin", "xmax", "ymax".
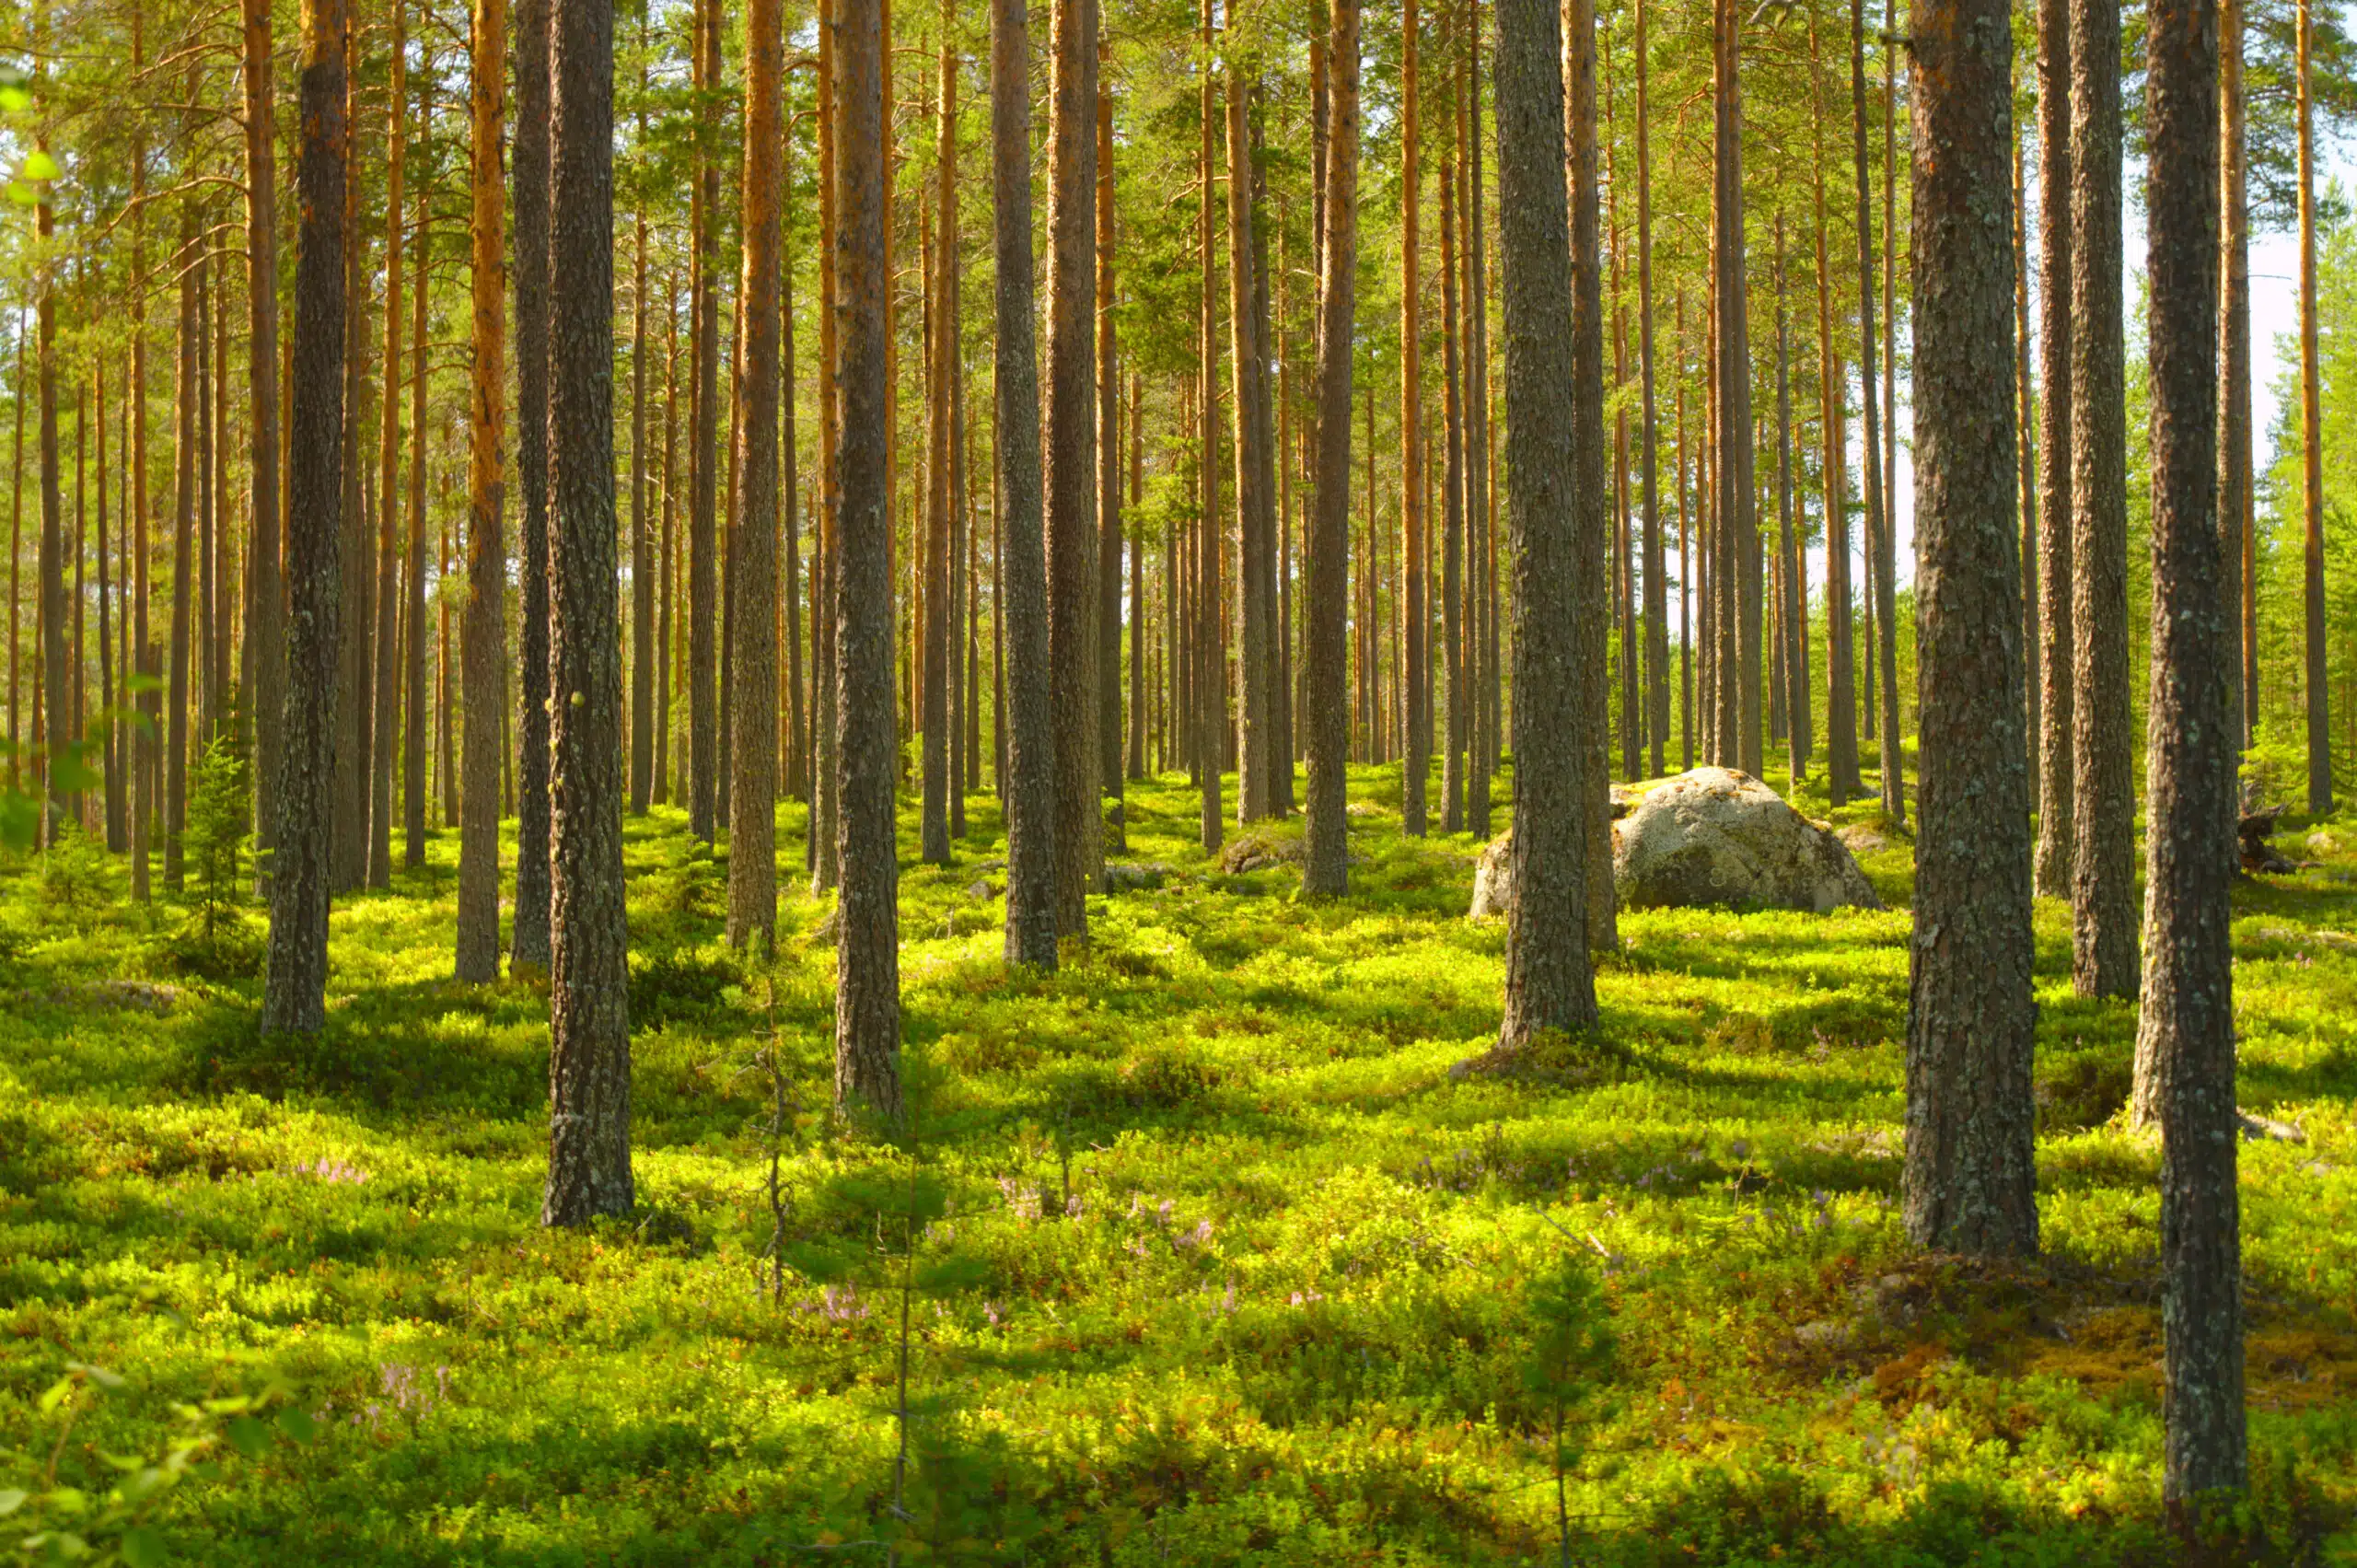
[
  {"xmin": 2034, "ymin": 0, "xmax": 2073, "ymax": 895},
  {"xmin": 1097, "ymin": 52, "xmax": 1125, "ymax": 844},
  {"xmin": 1441, "ymin": 161, "xmax": 1465, "ymax": 832},
  {"xmin": 2014, "ymin": 81, "xmax": 2037, "ymax": 819},
  {"xmin": 2298, "ymin": 0, "xmax": 2329, "ymax": 814},
  {"xmin": 1402, "ymin": 0, "xmax": 1427, "ymax": 831},
  {"xmin": 630, "ymin": 75, "xmax": 654, "ymax": 815},
  {"xmin": 334, "ymin": 33, "xmax": 371, "ymax": 898},
  {"xmin": 1566, "ymin": 0, "xmax": 1615, "ymax": 948},
  {"xmin": 513, "ymin": 0, "xmax": 555, "ymax": 968},
  {"xmin": 728, "ymin": 0, "xmax": 785, "ymax": 942},
  {"xmin": 2070, "ymin": 0, "xmax": 2136, "ymax": 995},
  {"xmin": 1047, "ymin": 0, "xmax": 1102, "ymax": 920},
  {"xmin": 1714, "ymin": 0, "xmax": 1759, "ymax": 779},
  {"xmin": 1637, "ymin": 0, "xmax": 1665, "ymax": 778},
  {"xmin": 2220, "ymin": 0, "xmax": 2250, "ymax": 757},
  {"xmin": 545, "ymin": 0, "xmax": 634, "ymax": 1224},
  {"xmin": 457, "ymin": 0, "xmax": 507, "ymax": 983},
  {"xmin": 1228, "ymin": 39, "xmax": 1273, "ymax": 828},
  {"xmin": 129, "ymin": 22, "xmax": 151, "ymax": 898},
  {"xmin": 2134, "ymin": 0, "xmax": 2247, "ymax": 1510},
  {"xmin": 243, "ymin": 0, "xmax": 282, "ymax": 875},
  {"xmin": 1903, "ymin": 0, "xmax": 2036, "ymax": 1258},
  {"xmin": 1811, "ymin": 19, "xmax": 1856, "ymax": 803},
  {"xmin": 1776, "ymin": 218, "xmax": 1808, "ymax": 781},
  {"xmin": 405, "ymin": 177, "xmax": 429, "ymax": 867},
  {"xmin": 32, "ymin": 176, "xmax": 59, "ymax": 840},
  {"xmin": 98, "ymin": 358, "xmax": 121, "ymax": 850},
  {"xmin": 370, "ymin": 0, "xmax": 407, "ymax": 890},
  {"xmin": 166, "ymin": 212, "xmax": 193, "ymax": 885},
  {"xmin": 1851, "ymin": 0, "xmax": 1898, "ymax": 820},
  {"xmin": 1195, "ymin": 0, "xmax": 1223, "ymax": 847},
  {"xmin": 1127, "ymin": 371, "xmax": 1145, "ymax": 781},
  {"xmin": 1303, "ymin": 0, "xmax": 1358, "ymax": 896},
  {"xmin": 261, "ymin": 0, "xmax": 350, "ymax": 1036},
  {"xmin": 920, "ymin": 36, "xmax": 955, "ymax": 867},
  {"xmin": 1487, "ymin": 0, "xmax": 1596, "ymax": 1057},
  {"xmin": 835, "ymin": 0, "xmax": 907, "ymax": 1116},
  {"xmin": 810, "ymin": 0, "xmax": 839, "ymax": 889},
  {"xmin": 1464, "ymin": 0, "xmax": 1493, "ymax": 838},
  {"xmin": 689, "ymin": 0, "xmax": 722, "ymax": 842}
]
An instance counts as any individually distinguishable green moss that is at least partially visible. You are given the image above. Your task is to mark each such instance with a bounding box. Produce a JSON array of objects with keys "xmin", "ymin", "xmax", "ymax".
[{"xmin": 2, "ymin": 765, "xmax": 2354, "ymax": 1564}]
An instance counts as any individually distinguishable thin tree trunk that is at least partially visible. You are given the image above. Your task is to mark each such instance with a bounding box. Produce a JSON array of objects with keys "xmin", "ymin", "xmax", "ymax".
[
  {"xmin": 457, "ymin": 0, "xmax": 508, "ymax": 983},
  {"xmin": 2034, "ymin": 0, "xmax": 2073, "ymax": 894},
  {"xmin": 165, "ymin": 212, "xmax": 194, "ymax": 885},
  {"xmin": 1566, "ymin": 0, "xmax": 1615, "ymax": 947},
  {"xmin": 630, "ymin": 61, "xmax": 654, "ymax": 815},
  {"xmin": 1095, "ymin": 53, "xmax": 1124, "ymax": 846},
  {"xmin": 243, "ymin": 0, "xmax": 282, "ymax": 874},
  {"xmin": 1303, "ymin": 0, "xmax": 1358, "ymax": 896},
  {"xmin": 261, "ymin": 0, "xmax": 350, "ymax": 1035},
  {"xmin": 2014, "ymin": 79, "xmax": 2038, "ymax": 819},
  {"xmin": 1465, "ymin": 0, "xmax": 1493, "ymax": 838},
  {"xmin": 920, "ymin": 40, "xmax": 955, "ymax": 868},
  {"xmin": 334, "ymin": 38, "xmax": 371, "ymax": 897},
  {"xmin": 1776, "ymin": 218, "xmax": 1808, "ymax": 781},
  {"xmin": 2221, "ymin": 0, "xmax": 2250, "ymax": 758},
  {"xmin": 2134, "ymin": 0, "xmax": 2247, "ymax": 1509},
  {"xmin": 513, "ymin": 0, "xmax": 555, "ymax": 967},
  {"xmin": 370, "ymin": 0, "xmax": 407, "ymax": 890},
  {"xmin": 1903, "ymin": 0, "xmax": 2036, "ymax": 1257},
  {"xmin": 2070, "ymin": 0, "xmax": 2137, "ymax": 994},
  {"xmin": 810, "ymin": 0, "xmax": 839, "ymax": 889},
  {"xmin": 1851, "ymin": 0, "xmax": 1898, "ymax": 820},
  {"xmin": 129, "ymin": 20, "xmax": 151, "ymax": 897},
  {"xmin": 1228, "ymin": 39, "xmax": 1272, "ymax": 828},
  {"xmin": 690, "ymin": 0, "xmax": 722, "ymax": 842},
  {"xmin": 1441, "ymin": 162, "xmax": 1465, "ymax": 831},
  {"xmin": 1195, "ymin": 0, "xmax": 1223, "ymax": 848},
  {"xmin": 1714, "ymin": 0, "xmax": 1759, "ymax": 779},
  {"xmin": 405, "ymin": 175, "xmax": 429, "ymax": 866},
  {"xmin": 35, "ymin": 155, "xmax": 64, "ymax": 842},
  {"xmin": 1402, "ymin": 0, "xmax": 1427, "ymax": 831},
  {"xmin": 728, "ymin": 0, "xmax": 785, "ymax": 942},
  {"xmin": 1811, "ymin": 19, "xmax": 1856, "ymax": 803},
  {"xmin": 1047, "ymin": 0, "xmax": 1103, "ymax": 919},
  {"xmin": 98, "ymin": 356, "xmax": 121, "ymax": 850},
  {"xmin": 545, "ymin": 0, "xmax": 634, "ymax": 1223},
  {"xmin": 2298, "ymin": 0, "xmax": 2329, "ymax": 813},
  {"xmin": 835, "ymin": 0, "xmax": 906, "ymax": 1115}
]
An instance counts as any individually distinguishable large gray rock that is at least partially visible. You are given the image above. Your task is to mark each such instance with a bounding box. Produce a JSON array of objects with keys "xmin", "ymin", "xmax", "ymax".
[
  {"xmin": 1616, "ymin": 768, "xmax": 1883, "ymax": 912},
  {"xmin": 1469, "ymin": 767, "xmax": 1884, "ymax": 918}
]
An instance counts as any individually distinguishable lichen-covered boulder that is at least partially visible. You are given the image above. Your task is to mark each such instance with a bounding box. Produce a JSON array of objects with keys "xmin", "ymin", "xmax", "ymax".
[
  {"xmin": 1467, "ymin": 767, "xmax": 1884, "ymax": 919},
  {"xmin": 1615, "ymin": 768, "xmax": 1883, "ymax": 912}
]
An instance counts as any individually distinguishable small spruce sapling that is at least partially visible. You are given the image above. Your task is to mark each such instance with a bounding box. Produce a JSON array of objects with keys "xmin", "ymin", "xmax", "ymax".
[
  {"xmin": 184, "ymin": 695, "xmax": 253, "ymax": 944},
  {"xmin": 1520, "ymin": 1254, "xmax": 1618, "ymax": 1568}
]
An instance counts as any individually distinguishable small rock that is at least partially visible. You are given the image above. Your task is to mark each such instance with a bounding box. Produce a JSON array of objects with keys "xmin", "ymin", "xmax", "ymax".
[
  {"xmin": 1469, "ymin": 834, "xmax": 1514, "ymax": 918},
  {"xmin": 964, "ymin": 880, "xmax": 996, "ymax": 900},
  {"xmin": 2238, "ymin": 1110, "xmax": 2305, "ymax": 1144},
  {"xmin": 1216, "ymin": 832, "xmax": 1302, "ymax": 876},
  {"xmin": 1103, "ymin": 862, "xmax": 1172, "ymax": 893},
  {"xmin": 2301, "ymin": 1160, "xmax": 2338, "ymax": 1177},
  {"xmin": 1837, "ymin": 824, "xmax": 1890, "ymax": 856},
  {"xmin": 2306, "ymin": 830, "xmax": 2342, "ymax": 857},
  {"xmin": 1346, "ymin": 801, "xmax": 1382, "ymax": 819},
  {"xmin": 1794, "ymin": 1319, "xmax": 1843, "ymax": 1347}
]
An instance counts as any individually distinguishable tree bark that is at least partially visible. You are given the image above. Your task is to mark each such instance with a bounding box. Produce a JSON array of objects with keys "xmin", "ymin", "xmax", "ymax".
[
  {"xmin": 369, "ymin": 0, "xmax": 407, "ymax": 891},
  {"xmin": 1566, "ymin": 0, "xmax": 1616, "ymax": 950},
  {"xmin": 1637, "ymin": 0, "xmax": 1665, "ymax": 778},
  {"xmin": 1229, "ymin": 38, "xmax": 1274, "ymax": 828},
  {"xmin": 1096, "ymin": 55, "xmax": 1124, "ymax": 842},
  {"xmin": 2034, "ymin": 0, "xmax": 2073, "ymax": 895},
  {"xmin": 1491, "ymin": 0, "xmax": 1596, "ymax": 1053},
  {"xmin": 689, "ymin": 0, "xmax": 723, "ymax": 843},
  {"xmin": 165, "ymin": 212, "xmax": 193, "ymax": 884},
  {"xmin": 2298, "ymin": 0, "xmax": 2329, "ymax": 814},
  {"xmin": 728, "ymin": 0, "xmax": 785, "ymax": 942},
  {"xmin": 261, "ymin": 0, "xmax": 349, "ymax": 1036},
  {"xmin": 512, "ymin": 0, "xmax": 555, "ymax": 968},
  {"xmin": 243, "ymin": 0, "xmax": 282, "ymax": 876},
  {"xmin": 835, "ymin": 0, "xmax": 906, "ymax": 1118},
  {"xmin": 1440, "ymin": 161, "xmax": 1466, "ymax": 833},
  {"xmin": 1047, "ymin": 0, "xmax": 1102, "ymax": 923},
  {"xmin": 457, "ymin": 0, "xmax": 508, "ymax": 983},
  {"xmin": 1776, "ymin": 220, "xmax": 1808, "ymax": 781},
  {"xmin": 630, "ymin": 67, "xmax": 654, "ymax": 816},
  {"xmin": 1850, "ymin": 0, "xmax": 1898, "ymax": 822},
  {"xmin": 2070, "ymin": 0, "xmax": 2137, "ymax": 995},
  {"xmin": 405, "ymin": 176, "xmax": 429, "ymax": 868},
  {"xmin": 1903, "ymin": 0, "xmax": 2037, "ymax": 1258},
  {"xmin": 2135, "ymin": 0, "xmax": 2247, "ymax": 1511},
  {"xmin": 544, "ymin": 0, "xmax": 634, "ymax": 1224},
  {"xmin": 1303, "ymin": 0, "xmax": 1357, "ymax": 896},
  {"xmin": 2220, "ymin": 0, "xmax": 2250, "ymax": 759}
]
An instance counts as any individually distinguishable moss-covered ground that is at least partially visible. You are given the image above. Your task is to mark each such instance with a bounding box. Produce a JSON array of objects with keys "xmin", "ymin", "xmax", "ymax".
[{"xmin": 6, "ymin": 761, "xmax": 2357, "ymax": 1564}]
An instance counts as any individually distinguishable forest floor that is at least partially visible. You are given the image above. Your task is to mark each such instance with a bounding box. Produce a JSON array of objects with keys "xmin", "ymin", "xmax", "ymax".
[{"xmin": 5, "ymin": 761, "xmax": 2357, "ymax": 1566}]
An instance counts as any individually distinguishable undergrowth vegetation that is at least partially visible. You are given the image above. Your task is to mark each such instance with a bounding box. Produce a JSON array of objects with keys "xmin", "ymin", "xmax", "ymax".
[{"xmin": 5, "ymin": 764, "xmax": 2356, "ymax": 1564}]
